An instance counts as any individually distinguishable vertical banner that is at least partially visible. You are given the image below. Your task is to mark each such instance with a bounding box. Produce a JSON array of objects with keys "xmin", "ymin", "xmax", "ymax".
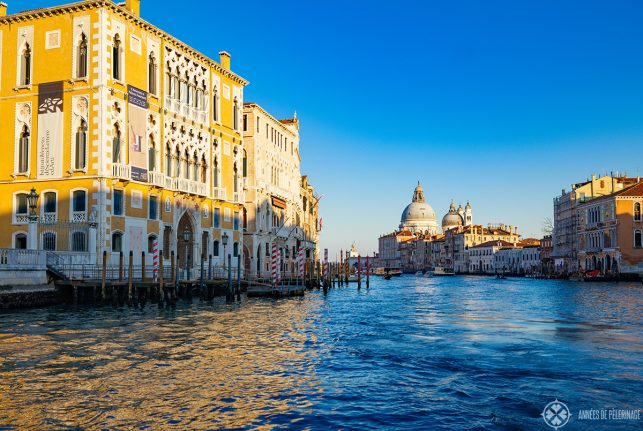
[
  {"xmin": 37, "ymin": 82, "xmax": 64, "ymax": 179},
  {"xmin": 128, "ymin": 85, "xmax": 148, "ymax": 182}
]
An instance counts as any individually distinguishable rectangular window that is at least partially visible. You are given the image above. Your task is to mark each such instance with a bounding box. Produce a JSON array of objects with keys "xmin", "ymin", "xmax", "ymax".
[
  {"xmin": 224, "ymin": 207, "xmax": 231, "ymax": 222},
  {"xmin": 243, "ymin": 114, "xmax": 248, "ymax": 132},
  {"xmin": 213, "ymin": 208, "xmax": 221, "ymax": 228},
  {"xmin": 256, "ymin": 117, "xmax": 259, "ymax": 132},
  {"xmin": 149, "ymin": 196, "xmax": 158, "ymax": 220},
  {"xmin": 114, "ymin": 189, "xmax": 124, "ymax": 216},
  {"xmin": 233, "ymin": 211, "xmax": 239, "ymax": 230}
]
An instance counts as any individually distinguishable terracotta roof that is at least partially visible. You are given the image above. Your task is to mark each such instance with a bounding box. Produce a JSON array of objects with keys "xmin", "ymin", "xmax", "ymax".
[
  {"xmin": 518, "ymin": 238, "xmax": 541, "ymax": 247},
  {"xmin": 470, "ymin": 240, "xmax": 515, "ymax": 249},
  {"xmin": 279, "ymin": 118, "xmax": 298, "ymax": 125},
  {"xmin": 616, "ymin": 181, "xmax": 643, "ymax": 197}
]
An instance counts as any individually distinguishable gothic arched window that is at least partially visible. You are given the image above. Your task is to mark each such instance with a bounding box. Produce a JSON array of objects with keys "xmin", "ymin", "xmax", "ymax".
[
  {"xmin": 21, "ymin": 43, "xmax": 31, "ymax": 86},
  {"xmin": 74, "ymin": 119, "xmax": 87, "ymax": 170},
  {"xmin": 112, "ymin": 34, "xmax": 121, "ymax": 80},
  {"xmin": 18, "ymin": 125, "xmax": 30, "ymax": 173},
  {"xmin": 77, "ymin": 34, "xmax": 88, "ymax": 78},
  {"xmin": 148, "ymin": 52, "xmax": 157, "ymax": 95}
]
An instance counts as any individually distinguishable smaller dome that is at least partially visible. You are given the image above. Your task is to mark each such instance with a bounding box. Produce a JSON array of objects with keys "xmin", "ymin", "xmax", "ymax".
[{"xmin": 442, "ymin": 199, "xmax": 463, "ymax": 231}]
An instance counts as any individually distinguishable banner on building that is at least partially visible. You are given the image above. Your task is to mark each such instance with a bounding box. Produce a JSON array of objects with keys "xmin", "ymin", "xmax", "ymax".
[
  {"xmin": 37, "ymin": 82, "xmax": 64, "ymax": 179},
  {"xmin": 128, "ymin": 85, "xmax": 148, "ymax": 182}
]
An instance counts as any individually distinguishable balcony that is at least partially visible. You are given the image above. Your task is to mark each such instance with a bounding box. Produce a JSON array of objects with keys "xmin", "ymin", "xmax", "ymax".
[
  {"xmin": 72, "ymin": 211, "xmax": 87, "ymax": 223},
  {"xmin": 212, "ymin": 187, "xmax": 227, "ymax": 200},
  {"xmin": 233, "ymin": 192, "xmax": 244, "ymax": 204},
  {"xmin": 112, "ymin": 163, "xmax": 131, "ymax": 181},
  {"xmin": 148, "ymin": 171, "xmax": 166, "ymax": 188}
]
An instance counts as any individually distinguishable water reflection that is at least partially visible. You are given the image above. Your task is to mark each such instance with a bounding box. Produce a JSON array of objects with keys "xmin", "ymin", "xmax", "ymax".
[{"xmin": 0, "ymin": 277, "xmax": 642, "ymax": 430}]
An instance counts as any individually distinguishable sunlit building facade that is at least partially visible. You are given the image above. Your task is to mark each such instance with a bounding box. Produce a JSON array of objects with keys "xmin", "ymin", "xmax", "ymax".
[{"xmin": 0, "ymin": 0, "xmax": 247, "ymax": 271}]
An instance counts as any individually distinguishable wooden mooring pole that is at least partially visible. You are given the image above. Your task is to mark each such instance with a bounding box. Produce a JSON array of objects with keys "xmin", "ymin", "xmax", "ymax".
[
  {"xmin": 358, "ymin": 255, "xmax": 361, "ymax": 289},
  {"xmin": 236, "ymin": 254, "xmax": 242, "ymax": 301},
  {"xmin": 171, "ymin": 251, "xmax": 176, "ymax": 301},
  {"xmin": 128, "ymin": 251, "xmax": 134, "ymax": 304},
  {"xmin": 366, "ymin": 255, "xmax": 370, "ymax": 288},
  {"xmin": 159, "ymin": 250, "xmax": 165, "ymax": 307},
  {"xmin": 101, "ymin": 250, "xmax": 107, "ymax": 302}
]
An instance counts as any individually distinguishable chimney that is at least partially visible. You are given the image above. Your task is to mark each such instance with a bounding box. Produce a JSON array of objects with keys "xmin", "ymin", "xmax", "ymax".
[
  {"xmin": 0, "ymin": 2, "xmax": 7, "ymax": 17},
  {"xmin": 125, "ymin": 0, "xmax": 140, "ymax": 16},
  {"xmin": 219, "ymin": 51, "xmax": 231, "ymax": 70}
]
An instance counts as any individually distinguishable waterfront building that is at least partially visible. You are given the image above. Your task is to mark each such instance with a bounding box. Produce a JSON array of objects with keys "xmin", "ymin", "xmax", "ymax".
[
  {"xmin": 540, "ymin": 235, "xmax": 554, "ymax": 275},
  {"xmin": 0, "ymin": 0, "xmax": 247, "ymax": 274},
  {"xmin": 468, "ymin": 240, "xmax": 515, "ymax": 273},
  {"xmin": 493, "ymin": 239, "xmax": 542, "ymax": 274},
  {"xmin": 443, "ymin": 224, "xmax": 520, "ymax": 273},
  {"xmin": 241, "ymin": 102, "xmax": 319, "ymax": 277},
  {"xmin": 552, "ymin": 174, "xmax": 638, "ymax": 274},
  {"xmin": 576, "ymin": 180, "xmax": 643, "ymax": 276},
  {"xmin": 378, "ymin": 230, "xmax": 414, "ymax": 270}
]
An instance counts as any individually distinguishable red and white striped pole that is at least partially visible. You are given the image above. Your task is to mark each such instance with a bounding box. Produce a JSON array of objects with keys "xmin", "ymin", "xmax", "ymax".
[
  {"xmin": 323, "ymin": 249, "xmax": 329, "ymax": 282},
  {"xmin": 152, "ymin": 238, "xmax": 159, "ymax": 282},
  {"xmin": 298, "ymin": 247, "xmax": 304, "ymax": 278},
  {"xmin": 271, "ymin": 242, "xmax": 278, "ymax": 287}
]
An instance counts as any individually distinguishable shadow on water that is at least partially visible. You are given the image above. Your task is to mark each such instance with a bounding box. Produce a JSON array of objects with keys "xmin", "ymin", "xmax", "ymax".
[{"xmin": 0, "ymin": 276, "xmax": 641, "ymax": 430}]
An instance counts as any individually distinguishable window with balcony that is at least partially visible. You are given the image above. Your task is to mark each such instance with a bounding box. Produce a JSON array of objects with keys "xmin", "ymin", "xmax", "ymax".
[
  {"xmin": 113, "ymin": 189, "xmax": 123, "ymax": 216},
  {"xmin": 148, "ymin": 135, "xmax": 157, "ymax": 172},
  {"xmin": 112, "ymin": 232, "xmax": 123, "ymax": 252},
  {"xmin": 165, "ymin": 144, "xmax": 172, "ymax": 176},
  {"xmin": 43, "ymin": 192, "xmax": 56, "ymax": 221},
  {"xmin": 201, "ymin": 156, "xmax": 207, "ymax": 183},
  {"xmin": 15, "ymin": 193, "xmax": 28, "ymax": 222},
  {"xmin": 72, "ymin": 190, "xmax": 86, "ymax": 214},
  {"xmin": 212, "ymin": 87, "xmax": 219, "ymax": 122},
  {"xmin": 18, "ymin": 125, "xmax": 30, "ymax": 173},
  {"xmin": 233, "ymin": 98, "xmax": 239, "ymax": 130},
  {"xmin": 20, "ymin": 43, "xmax": 31, "ymax": 86},
  {"xmin": 112, "ymin": 124, "xmax": 122, "ymax": 163},
  {"xmin": 213, "ymin": 157, "xmax": 219, "ymax": 188},
  {"xmin": 148, "ymin": 52, "xmax": 157, "ymax": 95},
  {"xmin": 77, "ymin": 33, "xmax": 88, "ymax": 79},
  {"xmin": 175, "ymin": 148, "xmax": 181, "ymax": 178},
  {"xmin": 74, "ymin": 119, "xmax": 88, "ymax": 170},
  {"xmin": 192, "ymin": 153, "xmax": 198, "ymax": 181}
]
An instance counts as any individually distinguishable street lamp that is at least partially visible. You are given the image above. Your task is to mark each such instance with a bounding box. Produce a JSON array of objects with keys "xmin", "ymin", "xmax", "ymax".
[
  {"xmin": 222, "ymin": 232, "xmax": 229, "ymax": 269},
  {"xmin": 27, "ymin": 187, "xmax": 39, "ymax": 219}
]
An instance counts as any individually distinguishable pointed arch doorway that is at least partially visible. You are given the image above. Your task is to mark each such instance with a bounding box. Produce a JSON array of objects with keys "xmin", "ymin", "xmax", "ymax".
[{"xmin": 177, "ymin": 212, "xmax": 194, "ymax": 272}]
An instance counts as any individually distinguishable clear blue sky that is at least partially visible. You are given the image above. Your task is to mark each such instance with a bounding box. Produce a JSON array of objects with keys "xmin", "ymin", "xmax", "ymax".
[{"xmin": 16, "ymin": 0, "xmax": 643, "ymax": 255}]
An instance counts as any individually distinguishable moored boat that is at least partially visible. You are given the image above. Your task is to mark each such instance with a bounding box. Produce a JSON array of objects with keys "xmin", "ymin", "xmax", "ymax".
[{"xmin": 433, "ymin": 267, "xmax": 455, "ymax": 276}]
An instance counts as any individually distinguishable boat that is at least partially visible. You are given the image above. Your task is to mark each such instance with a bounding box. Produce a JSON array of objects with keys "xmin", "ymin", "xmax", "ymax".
[
  {"xmin": 384, "ymin": 274, "xmax": 393, "ymax": 280},
  {"xmin": 433, "ymin": 267, "xmax": 455, "ymax": 276},
  {"xmin": 415, "ymin": 271, "xmax": 424, "ymax": 276}
]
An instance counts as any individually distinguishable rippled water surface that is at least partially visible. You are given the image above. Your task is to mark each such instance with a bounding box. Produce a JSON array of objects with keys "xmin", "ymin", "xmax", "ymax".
[{"xmin": 1, "ymin": 276, "xmax": 642, "ymax": 430}]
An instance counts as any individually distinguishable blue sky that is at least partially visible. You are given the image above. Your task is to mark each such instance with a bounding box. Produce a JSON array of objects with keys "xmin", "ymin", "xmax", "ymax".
[{"xmin": 17, "ymin": 0, "xmax": 643, "ymax": 255}]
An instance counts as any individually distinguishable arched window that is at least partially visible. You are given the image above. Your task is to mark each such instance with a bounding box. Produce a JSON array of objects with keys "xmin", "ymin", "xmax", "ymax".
[
  {"xmin": 112, "ymin": 232, "xmax": 123, "ymax": 252},
  {"xmin": 15, "ymin": 193, "xmax": 28, "ymax": 219},
  {"xmin": 213, "ymin": 240, "xmax": 220, "ymax": 257},
  {"xmin": 72, "ymin": 190, "xmax": 86, "ymax": 213},
  {"xmin": 21, "ymin": 43, "xmax": 31, "ymax": 86},
  {"xmin": 192, "ymin": 153, "xmax": 198, "ymax": 181},
  {"xmin": 635, "ymin": 202, "xmax": 642, "ymax": 222},
  {"xmin": 175, "ymin": 148, "xmax": 181, "ymax": 178},
  {"xmin": 14, "ymin": 233, "xmax": 27, "ymax": 249},
  {"xmin": 148, "ymin": 52, "xmax": 157, "ymax": 95},
  {"xmin": 112, "ymin": 34, "xmax": 121, "ymax": 80},
  {"xmin": 42, "ymin": 232, "xmax": 56, "ymax": 251},
  {"xmin": 148, "ymin": 135, "xmax": 156, "ymax": 172},
  {"xmin": 43, "ymin": 192, "xmax": 56, "ymax": 219},
  {"xmin": 635, "ymin": 230, "xmax": 642, "ymax": 248},
  {"xmin": 233, "ymin": 163, "xmax": 238, "ymax": 193},
  {"xmin": 243, "ymin": 208, "xmax": 248, "ymax": 230},
  {"xmin": 71, "ymin": 231, "xmax": 87, "ymax": 252},
  {"xmin": 147, "ymin": 234, "xmax": 158, "ymax": 253},
  {"xmin": 165, "ymin": 144, "xmax": 172, "ymax": 176},
  {"xmin": 75, "ymin": 119, "xmax": 87, "ymax": 170},
  {"xmin": 212, "ymin": 87, "xmax": 218, "ymax": 122},
  {"xmin": 174, "ymin": 67, "xmax": 181, "ymax": 101},
  {"xmin": 233, "ymin": 98, "xmax": 239, "ymax": 130},
  {"xmin": 200, "ymin": 156, "xmax": 207, "ymax": 183},
  {"xmin": 18, "ymin": 125, "xmax": 30, "ymax": 173},
  {"xmin": 183, "ymin": 150, "xmax": 190, "ymax": 179},
  {"xmin": 77, "ymin": 33, "xmax": 88, "ymax": 78},
  {"xmin": 112, "ymin": 124, "xmax": 121, "ymax": 163}
]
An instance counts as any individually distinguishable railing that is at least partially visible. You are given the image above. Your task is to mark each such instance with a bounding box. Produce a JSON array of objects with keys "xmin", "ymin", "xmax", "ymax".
[
  {"xmin": 0, "ymin": 249, "xmax": 46, "ymax": 268},
  {"xmin": 112, "ymin": 163, "xmax": 131, "ymax": 181},
  {"xmin": 212, "ymin": 187, "xmax": 226, "ymax": 200},
  {"xmin": 15, "ymin": 214, "xmax": 29, "ymax": 224},
  {"xmin": 72, "ymin": 211, "xmax": 87, "ymax": 222},
  {"xmin": 41, "ymin": 213, "xmax": 56, "ymax": 223},
  {"xmin": 233, "ymin": 192, "xmax": 244, "ymax": 203},
  {"xmin": 196, "ymin": 182, "xmax": 207, "ymax": 196},
  {"xmin": 148, "ymin": 171, "xmax": 166, "ymax": 188},
  {"xmin": 165, "ymin": 176, "xmax": 175, "ymax": 190}
]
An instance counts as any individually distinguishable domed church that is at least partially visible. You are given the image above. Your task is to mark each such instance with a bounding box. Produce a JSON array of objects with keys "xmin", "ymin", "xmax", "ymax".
[
  {"xmin": 399, "ymin": 183, "xmax": 439, "ymax": 235},
  {"xmin": 442, "ymin": 200, "xmax": 473, "ymax": 231}
]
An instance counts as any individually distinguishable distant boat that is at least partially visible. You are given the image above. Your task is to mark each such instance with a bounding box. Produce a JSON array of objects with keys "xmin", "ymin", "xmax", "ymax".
[
  {"xmin": 433, "ymin": 267, "xmax": 455, "ymax": 276},
  {"xmin": 415, "ymin": 271, "xmax": 423, "ymax": 276},
  {"xmin": 384, "ymin": 274, "xmax": 393, "ymax": 280}
]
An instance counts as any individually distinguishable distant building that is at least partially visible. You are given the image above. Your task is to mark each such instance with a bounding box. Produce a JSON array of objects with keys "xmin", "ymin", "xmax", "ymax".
[
  {"xmin": 399, "ymin": 183, "xmax": 439, "ymax": 235},
  {"xmin": 378, "ymin": 230, "xmax": 414, "ymax": 270},
  {"xmin": 576, "ymin": 180, "xmax": 643, "ymax": 276},
  {"xmin": 552, "ymin": 174, "xmax": 638, "ymax": 274}
]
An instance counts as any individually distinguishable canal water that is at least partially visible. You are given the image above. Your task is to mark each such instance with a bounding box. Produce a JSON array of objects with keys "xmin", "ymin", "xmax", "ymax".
[{"xmin": 0, "ymin": 276, "xmax": 641, "ymax": 430}]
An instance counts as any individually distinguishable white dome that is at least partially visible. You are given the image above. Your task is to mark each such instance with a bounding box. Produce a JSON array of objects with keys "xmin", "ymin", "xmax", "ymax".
[
  {"xmin": 399, "ymin": 183, "xmax": 439, "ymax": 234},
  {"xmin": 442, "ymin": 200, "xmax": 463, "ymax": 231}
]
